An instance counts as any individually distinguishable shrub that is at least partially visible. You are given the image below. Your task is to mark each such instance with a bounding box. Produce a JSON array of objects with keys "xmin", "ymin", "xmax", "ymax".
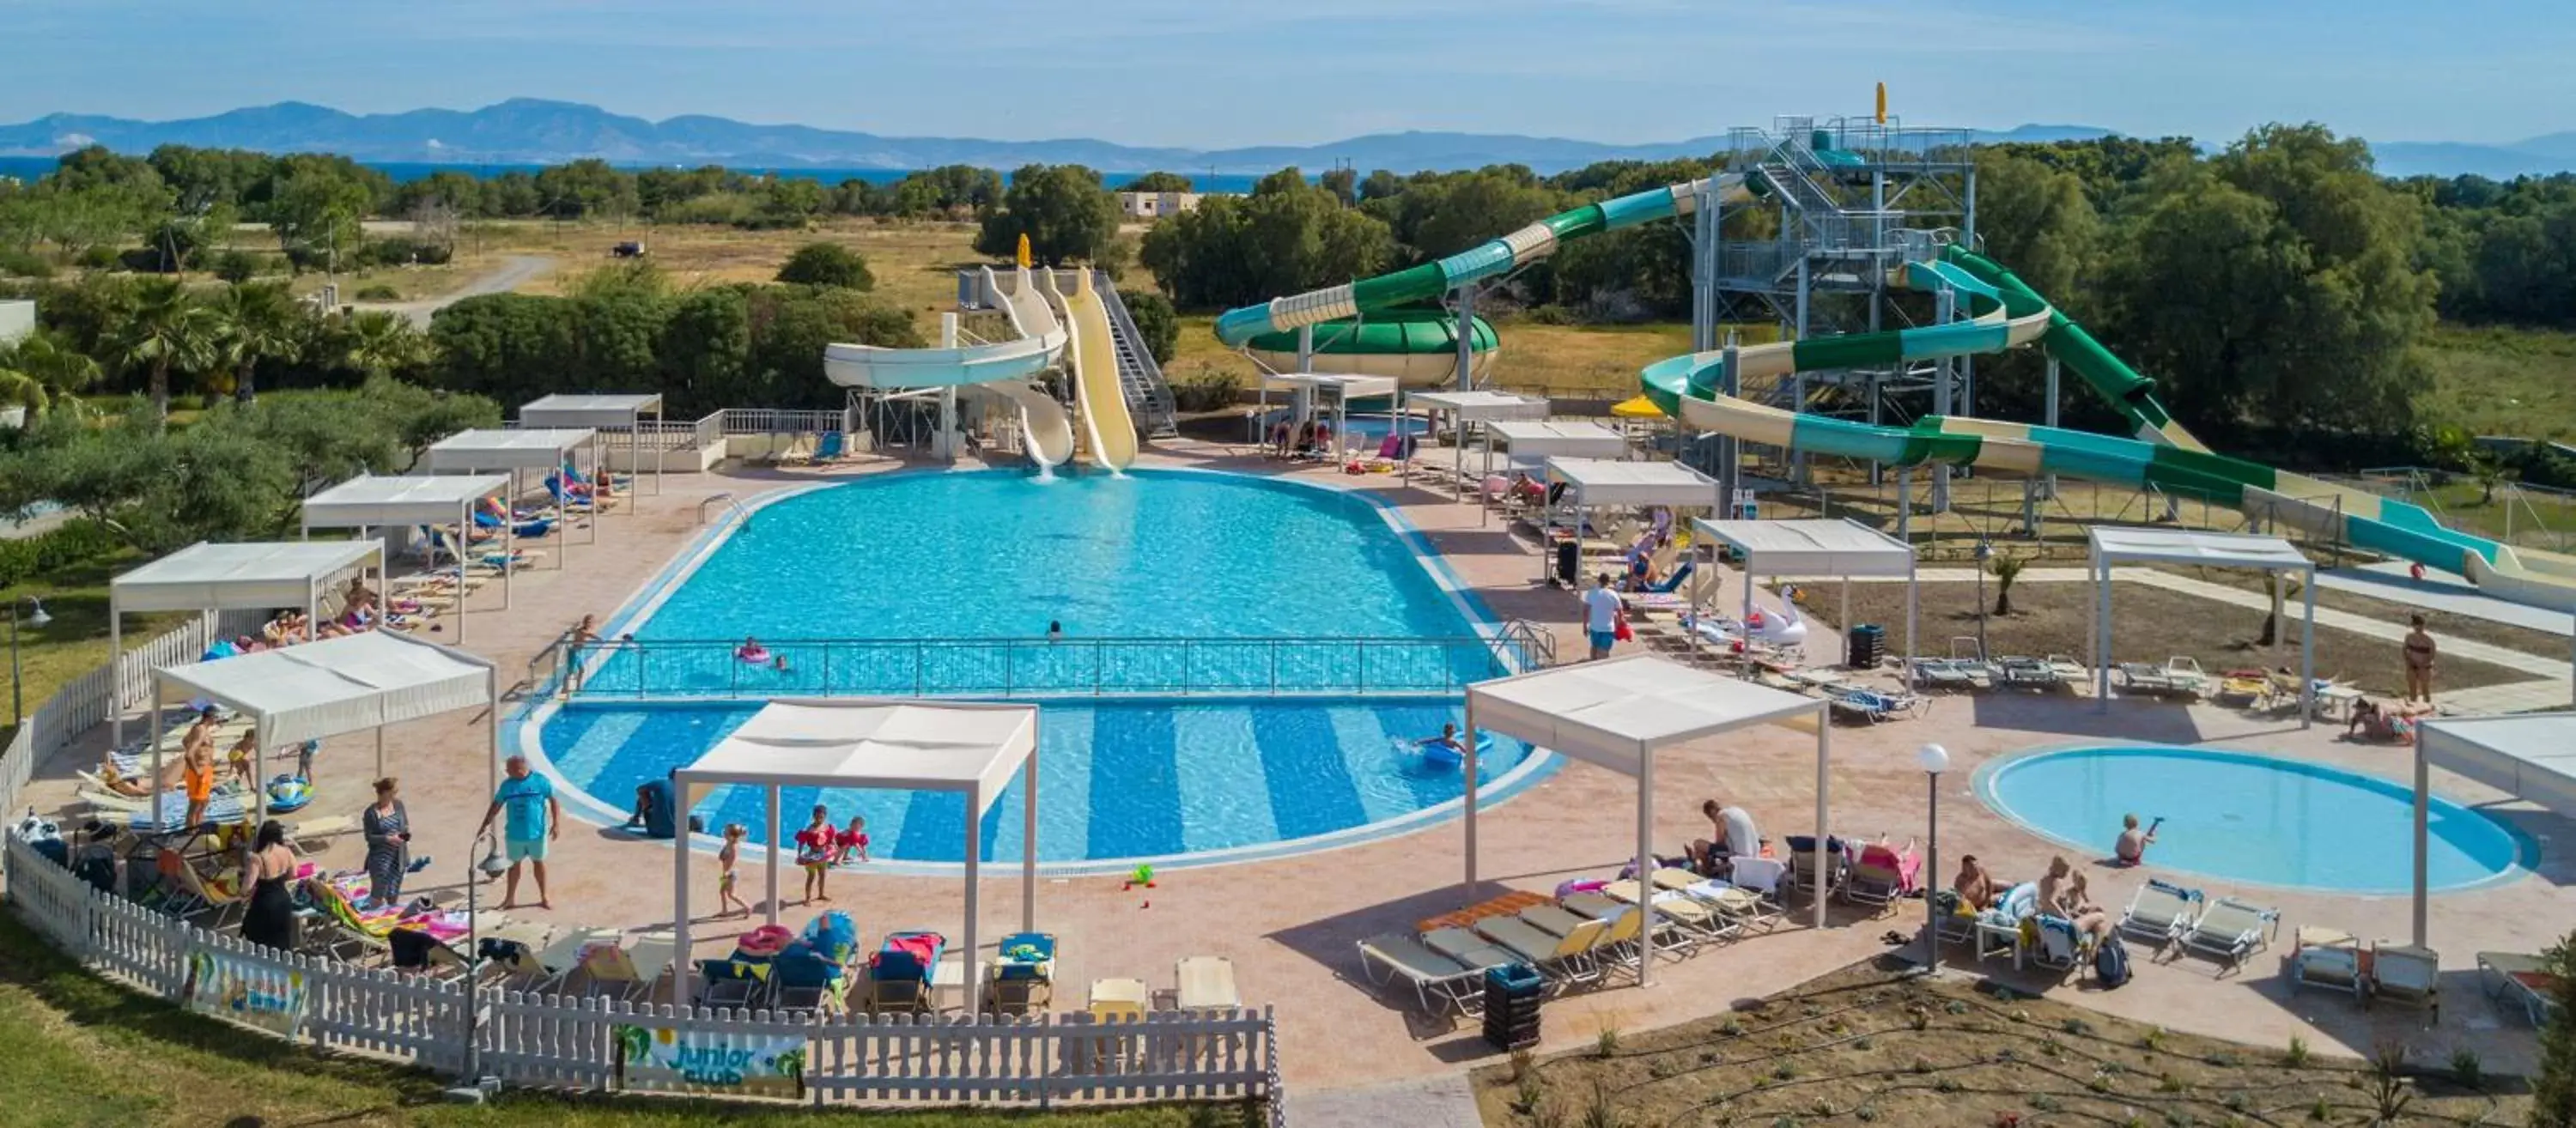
[
  {"xmin": 775, "ymin": 242, "xmax": 875, "ymax": 290},
  {"xmin": 211, "ymin": 250, "xmax": 261, "ymax": 283},
  {"xmin": 354, "ymin": 284, "xmax": 402, "ymax": 301},
  {"xmin": 1115, "ymin": 288, "xmax": 1177, "ymax": 362},
  {"xmin": 362, "ymin": 236, "xmax": 453, "ymax": 267},
  {"xmin": 1169, "ymin": 362, "xmax": 1240, "ymax": 413},
  {"xmin": 2282, "ymin": 1035, "xmax": 2309, "ymax": 1067},
  {"xmin": 76, "ymin": 246, "xmax": 121, "ymax": 270},
  {"xmin": 0, "ymin": 248, "xmax": 53, "ymax": 279},
  {"xmin": 0, "ymin": 518, "xmax": 121, "ymax": 588},
  {"xmin": 2448, "ymin": 1046, "xmax": 2482, "ymax": 1089}
]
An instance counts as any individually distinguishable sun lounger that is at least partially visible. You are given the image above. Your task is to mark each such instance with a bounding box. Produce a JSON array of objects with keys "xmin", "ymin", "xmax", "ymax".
[
  {"xmin": 2044, "ymin": 654, "xmax": 2088, "ymax": 683},
  {"xmin": 1974, "ymin": 883, "xmax": 2039, "ymax": 966},
  {"xmin": 1843, "ymin": 842, "xmax": 1922, "ymax": 911},
  {"xmin": 2368, "ymin": 942, "xmax": 2441, "ymax": 1021},
  {"xmin": 813, "ymin": 431, "xmax": 851, "ymax": 464},
  {"xmin": 2289, "ymin": 927, "xmax": 2364, "ymax": 1002},
  {"xmin": 1474, "ymin": 914, "xmax": 1612, "ymax": 985},
  {"xmin": 2215, "ymin": 669, "xmax": 2269, "ymax": 707},
  {"xmin": 865, "ymin": 931, "xmax": 944, "ymax": 1014},
  {"xmin": 1783, "ymin": 835, "xmax": 1851, "ymax": 899},
  {"xmin": 1601, "ymin": 881, "xmax": 1732, "ymax": 948},
  {"xmin": 1679, "ymin": 876, "xmax": 1783, "ymax": 931},
  {"xmin": 2477, "ymin": 951, "xmax": 2562, "ymax": 1027},
  {"xmin": 2117, "ymin": 879, "xmax": 2200, "ymax": 950},
  {"xmin": 987, "ymin": 932, "xmax": 1057, "ymax": 1015},
  {"xmin": 1828, "ymin": 684, "xmax": 1923, "ymax": 724},
  {"xmin": 2175, "ymin": 895, "xmax": 2277, "ymax": 973},
  {"xmin": 1420, "ymin": 926, "xmax": 1522, "ymax": 977},
  {"xmin": 1995, "ymin": 656, "xmax": 2063, "ymax": 691},
  {"xmin": 2028, "ymin": 915, "xmax": 2095, "ymax": 979},
  {"xmin": 1357, "ymin": 932, "xmax": 1485, "ymax": 1016},
  {"xmin": 1909, "ymin": 657, "xmax": 1986, "ymax": 691},
  {"xmin": 1176, "ymin": 955, "xmax": 1240, "ymax": 1012}
]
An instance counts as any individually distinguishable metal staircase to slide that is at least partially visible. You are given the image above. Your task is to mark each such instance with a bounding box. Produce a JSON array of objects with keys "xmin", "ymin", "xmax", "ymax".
[{"xmin": 1092, "ymin": 271, "xmax": 1181, "ymax": 438}]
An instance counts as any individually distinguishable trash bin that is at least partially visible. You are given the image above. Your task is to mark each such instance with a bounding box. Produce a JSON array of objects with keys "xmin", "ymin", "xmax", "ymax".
[
  {"xmin": 1482, "ymin": 963, "xmax": 1544, "ymax": 1051},
  {"xmin": 1555, "ymin": 541, "xmax": 1580, "ymax": 587},
  {"xmin": 1847, "ymin": 623, "xmax": 1885, "ymax": 670}
]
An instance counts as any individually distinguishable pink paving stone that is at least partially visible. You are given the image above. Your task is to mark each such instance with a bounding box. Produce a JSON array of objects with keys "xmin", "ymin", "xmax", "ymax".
[{"xmin": 19, "ymin": 436, "xmax": 2570, "ymax": 1090}]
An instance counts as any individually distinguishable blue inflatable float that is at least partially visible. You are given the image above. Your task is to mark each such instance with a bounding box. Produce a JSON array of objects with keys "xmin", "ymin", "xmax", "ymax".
[{"xmin": 1397, "ymin": 731, "xmax": 1493, "ymax": 770}]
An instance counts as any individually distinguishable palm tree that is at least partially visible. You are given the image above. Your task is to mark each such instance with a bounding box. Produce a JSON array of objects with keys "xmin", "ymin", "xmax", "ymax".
[
  {"xmin": 0, "ymin": 368, "xmax": 46, "ymax": 415},
  {"xmin": 114, "ymin": 277, "xmax": 216, "ymax": 424},
  {"xmin": 343, "ymin": 310, "xmax": 430, "ymax": 379},
  {"xmin": 1990, "ymin": 553, "xmax": 2029, "ymax": 616},
  {"xmin": 0, "ymin": 327, "xmax": 101, "ymax": 409},
  {"xmin": 2257, "ymin": 573, "xmax": 2306, "ymax": 648},
  {"xmin": 208, "ymin": 281, "xmax": 304, "ymax": 404}
]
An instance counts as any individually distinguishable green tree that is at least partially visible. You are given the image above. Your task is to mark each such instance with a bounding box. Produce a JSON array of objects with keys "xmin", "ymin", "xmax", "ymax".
[
  {"xmin": 2098, "ymin": 124, "xmax": 2437, "ymax": 433},
  {"xmin": 342, "ymin": 311, "xmax": 432, "ymax": 381},
  {"xmin": 975, "ymin": 165, "xmax": 1124, "ymax": 266},
  {"xmin": 113, "ymin": 277, "xmax": 218, "ymax": 423},
  {"xmin": 1122, "ymin": 171, "xmax": 1195, "ymax": 193},
  {"xmin": 1320, "ymin": 167, "xmax": 1358, "ymax": 207},
  {"xmin": 534, "ymin": 158, "xmax": 638, "ymax": 221},
  {"xmin": 890, "ymin": 165, "xmax": 1003, "ymax": 218},
  {"xmin": 267, "ymin": 164, "xmax": 372, "ymax": 273},
  {"xmin": 775, "ymin": 242, "xmax": 876, "ymax": 289},
  {"xmin": 206, "ymin": 280, "xmax": 306, "ymax": 404},
  {"xmin": 1116, "ymin": 288, "xmax": 1178, "ymax": 362},
  {"xmin": 1139, "ymin": 169, "xmax": 1394, "ymax": 309},
  {"xmin": 0, "ymin": 327, "xmax": 102, "ymax": 407}
]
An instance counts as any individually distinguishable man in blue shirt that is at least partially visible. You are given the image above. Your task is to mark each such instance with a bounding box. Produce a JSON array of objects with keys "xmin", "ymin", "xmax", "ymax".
[{"xmin": 478, "ymin": 755, "xmax": 562, "ymax": 910}]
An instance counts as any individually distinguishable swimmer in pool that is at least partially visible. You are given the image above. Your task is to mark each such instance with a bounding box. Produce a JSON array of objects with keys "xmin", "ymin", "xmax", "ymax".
[{"xmin": 1425, "ymin": 724, "xmax": 1466, "ymax": 755}]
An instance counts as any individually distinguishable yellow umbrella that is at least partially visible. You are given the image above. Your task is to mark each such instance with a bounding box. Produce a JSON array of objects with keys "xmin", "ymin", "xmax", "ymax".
[
  {"xmin": 1016, "ymin": 233, "xmax": 1032, "ymax": 269},
  {"xmin": 1611, "ymin": 395, "xmax": 1667, "ymax": 419}
]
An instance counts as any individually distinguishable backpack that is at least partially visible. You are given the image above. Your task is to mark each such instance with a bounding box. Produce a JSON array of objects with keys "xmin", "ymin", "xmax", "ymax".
[{"xmin": 2093, "ymin": 937, "xmax": 2131, "ymax": 988}]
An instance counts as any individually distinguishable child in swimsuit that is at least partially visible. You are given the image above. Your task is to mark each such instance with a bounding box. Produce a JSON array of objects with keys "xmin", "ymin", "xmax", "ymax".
[
  {"xmin": 836, "ymin": 815, "xmax": 871, "ymax": 865},
  {"xmin": 717, "ymin": 823, "xmax": 750, "ymax": 918},
  {"xmin": 794, "ymin": 804, "xmax": 835, "ymax": 904}
]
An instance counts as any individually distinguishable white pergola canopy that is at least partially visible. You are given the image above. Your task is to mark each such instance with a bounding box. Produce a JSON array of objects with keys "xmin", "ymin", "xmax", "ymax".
[
  {"xmin": 1464, "ymin": 655, "xmax": 1832, "ymax": 985},
  {"xmin": 1545, "ymin": 457, "xmax": 1722, "ymax": 508},
  {"xmin": 668, "ymin": 700, "xmax": 1042, "ymax": 1014},
  {"xmin": 107, "ymin": 540, "xmax": 389, "ymax": 749},
  {"xmin": 519, "ymin": 394, "xmax": 666, "ymax": 498},
  {"xmin": 425, "ymin": 428, "xmax": 598, "ymax": 472},
  {"xmin": 2410, "ymin": 713, "xmax": 2576, "ymax": 946},
  {"xmin": 2089, "ymin": 526, "xmax": 2316, "ymax": 725},
  {"xmin": 1408, "ymin": 391, "xmax": 1549, "ymax": 421},
  {"xmin": 1490, "ymin": 421, "xmax": 1629, "ymax": 460},
  {"xmin": 518, "ymin": 393, "xmax": 663, "ymax": 429},
  {"xmin": 149, "ymin": 629, "xmax": 501, "ymax": 817},
  {"xmin": 1695, "ymin": 518, "xmax": 1920, "ymax": 675},
  {"xmin": 112, "ymin": 541, "xmax": 380, "ymax": 613},
  {"xmin": 300, "ymin": 473, "xmax": 520, "ymax": 643}
]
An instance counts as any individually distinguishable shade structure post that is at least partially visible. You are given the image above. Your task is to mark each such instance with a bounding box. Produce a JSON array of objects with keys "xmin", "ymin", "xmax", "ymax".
[
  {"xmin": 1813, "ymin": 710, "xmax": 1831, "ymax": 927},
  {"xmin": 963, "ymin": 784, "xmax": 982, "ymax": 1020},
  {"xmin": 1022, "ymin": 752, "xmax": 1037, "ymax": 934},
  {"xmin": 374, "ymin": 727, "xmax": 385, "ymax": 781},
  {"xmin": 251, "ymin": 731, "xmax": 266, "ymax": 831},
  {"xmin": 486, "ymin": 667, "xmax": 501, "ymax": 797},
  {"xmin": 2299, "ymin": 567, "xmax": 2317, "ymax": 731},
  {"xmin": 765, "ymin": 785, "xmax": 781, "ymax": 925},
  {"xmin": 673, "ymin": 773, "xmax": 692, "ymax": 1007},
  {"xmin": 502, "ymin": 470, "xmax": 517, "ymax": 604},
  {"xmin": 1462, "ymin": 697, "xmax": 1479, "ymax": 898},
  {"xmin": 108, "ymin": 598, "xmax": 123, "ymax": 749},
  {"xmin": 1905, "ymin": 555, "xmax": 1918, "ymax": 682},
  {"xmin": 2411, "ymin": 740, "xmax": 2430, "ymax": 949},
  {"xmin": 1839, "ymin": 579, "xmax": 1850, "ymax": 668},
  {"xmin": 2094, "ymin": 552, "xmax": 2112, "ymax": 710},
  {"xmin": 1636, "ymin": 744, "xmax": 1656, "ymax": 988}
]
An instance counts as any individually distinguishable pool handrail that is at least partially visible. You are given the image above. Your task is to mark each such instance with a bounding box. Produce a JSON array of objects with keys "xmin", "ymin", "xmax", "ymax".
[{"xmin": 535, "ymin": 632, "xmax": 1547, "ymax": 701}]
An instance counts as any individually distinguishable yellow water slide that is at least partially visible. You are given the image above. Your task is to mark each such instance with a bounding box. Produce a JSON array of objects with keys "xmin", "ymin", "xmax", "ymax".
[{"xmin": 1045, "ymin": 270, "xmax": 1139, "ymax": 471}]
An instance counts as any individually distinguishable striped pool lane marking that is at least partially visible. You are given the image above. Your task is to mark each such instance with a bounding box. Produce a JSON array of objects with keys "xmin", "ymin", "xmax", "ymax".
[
  {"xmin": 1249, "ymin": 703, "xmax": 1366, "ymax": 840},
  {"xmin": 1327, "ymin": 704, "xmax": 1413, "ymax": 826},
  {"xmin": 551, "ymin": 708, "xmax": 647, "ymax": 785},
  {"xmin": 1172, "ymin": 704, "xmax": 1277, "ymax": 854},
  {"xmin": 1086, "ymin": 703, "xmax": 1185, "ymax": 859}
]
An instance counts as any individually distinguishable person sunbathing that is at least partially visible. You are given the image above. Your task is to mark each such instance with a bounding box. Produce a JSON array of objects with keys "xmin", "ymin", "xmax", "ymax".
[
  {"xmin": 2039, "ymin": 856, "xmax": 2113, "ymax": 944},
  {"xmin": 98, "ymin": 762, "xmax": 153, "ymax": 797},
  {"xmin": 1952, "ymin": 854, "xmax": 1997, "ymax": 912}
]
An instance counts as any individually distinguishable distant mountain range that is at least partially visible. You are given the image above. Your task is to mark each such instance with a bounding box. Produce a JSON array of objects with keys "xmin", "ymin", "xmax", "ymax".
[{"xmin": 0, "ymin": 99, "xmax": 2567, "ymax": 179}]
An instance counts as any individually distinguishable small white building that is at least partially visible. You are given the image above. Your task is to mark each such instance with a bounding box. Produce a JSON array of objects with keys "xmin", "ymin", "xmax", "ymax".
[
  {"xmin": 1117, "ymin": 191, "xmax": 1203, "ymax": 219},
  {"xmin": 0, "ymin": 300, "xmax": 33, "ymax": 345}
]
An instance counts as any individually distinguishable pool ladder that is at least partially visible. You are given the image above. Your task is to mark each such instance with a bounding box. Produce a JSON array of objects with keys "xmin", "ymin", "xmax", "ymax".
[
  {"xmin": 698, "ymin": 492, "xmax": 750, "ymax": 527},
  {"xmin": 1493, "ymin": 619, "xmax": 1557, "ymax": 670}
]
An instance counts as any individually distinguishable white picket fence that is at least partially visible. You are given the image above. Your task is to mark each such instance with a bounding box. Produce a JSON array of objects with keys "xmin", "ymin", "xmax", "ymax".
[{"xmin": 0, "ymin": 619, "xmax": 1287, "ymax": 1122}]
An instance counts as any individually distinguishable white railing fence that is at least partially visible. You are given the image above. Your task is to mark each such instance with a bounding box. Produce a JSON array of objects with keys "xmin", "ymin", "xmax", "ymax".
[
  {"xmin": 0, "ymin": 619, "xmax": 1284, "ymax": 1121},
  {"xmin": 8, "ymin": 835, "xmax": 1277, "ymax": 1111}
]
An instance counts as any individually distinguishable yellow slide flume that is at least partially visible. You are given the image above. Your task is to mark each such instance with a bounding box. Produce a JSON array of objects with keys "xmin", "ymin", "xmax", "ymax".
[{"xmin": 1046, "ymin": 270, "xmax": 1139, "ymax": 471}]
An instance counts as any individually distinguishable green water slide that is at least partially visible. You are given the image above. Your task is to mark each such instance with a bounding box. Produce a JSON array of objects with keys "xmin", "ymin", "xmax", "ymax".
[{"xmin": 1641, "ymin": 246, "xmax": 2576, "ymax": 612}]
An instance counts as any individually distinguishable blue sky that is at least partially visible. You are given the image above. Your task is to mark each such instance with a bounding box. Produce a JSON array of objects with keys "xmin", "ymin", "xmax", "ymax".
[{"xmin": 2, "ymin": 0, "xmax": 2571, "ymax": 147}]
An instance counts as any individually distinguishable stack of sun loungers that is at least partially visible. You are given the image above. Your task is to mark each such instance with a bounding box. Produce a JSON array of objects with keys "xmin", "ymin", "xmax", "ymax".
[
  {"xmin": 1357, "ymin": 866, "xmax": 1786, "ymax": 1019},
  {"xmin": 1993, "ymin": 656, "xmax": 2067, "ymax": 692},
  {"xmin": 2116, "ymin": 656, "xmax": 2208, "ymax": 698}
]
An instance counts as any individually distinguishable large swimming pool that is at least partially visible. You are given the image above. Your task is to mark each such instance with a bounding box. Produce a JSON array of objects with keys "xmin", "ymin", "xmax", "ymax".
[
  {"xmin": 532, "ymin": 468, "xmax": 1545, "ymax": 869},
  {"xmin": 1978, "ymin": 745, "xmax": 2528, "ymax": 895}
]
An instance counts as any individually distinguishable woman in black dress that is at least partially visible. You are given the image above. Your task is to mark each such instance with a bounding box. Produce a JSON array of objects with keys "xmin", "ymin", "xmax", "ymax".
[
  {"xmin": 238, "ymin": 820, "xmax": 299, "ymax": 950},
  {"xmin": 361, "ymin": 777, "xmax": 411, "ymax": 909}
]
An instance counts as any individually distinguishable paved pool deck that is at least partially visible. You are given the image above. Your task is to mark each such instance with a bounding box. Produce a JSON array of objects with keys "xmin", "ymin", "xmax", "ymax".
[{"xmin": 16, "ymin": 435, "xmax": 2573, "ymax": 1096}]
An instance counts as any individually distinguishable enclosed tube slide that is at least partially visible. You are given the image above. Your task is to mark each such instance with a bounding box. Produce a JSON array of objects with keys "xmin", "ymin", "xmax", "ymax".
[
  {"xmin": 822, "ymin": 266, "xmax": 1076, "ymax": 468},
  {"xmin": 1212, "ymin": 173, "xmax": 1762, "ymax": 349},
  {"xmin": 1638, "ymin": 246, "xmax": 2576, "ymax": 612}
]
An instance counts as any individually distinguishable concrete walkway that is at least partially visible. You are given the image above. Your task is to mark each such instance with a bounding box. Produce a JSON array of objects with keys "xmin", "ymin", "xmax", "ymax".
[
  {"xmin": 359, "ymin": 254, "xmax": 558, "ymax": 326},
  {"xmin": 2325, "ymin": 561, "xmax": 2574, "ymax": 637},
  {"xmin": 1292, "ymin": 1074, "xmax": 1484, "ymax": 1128}
]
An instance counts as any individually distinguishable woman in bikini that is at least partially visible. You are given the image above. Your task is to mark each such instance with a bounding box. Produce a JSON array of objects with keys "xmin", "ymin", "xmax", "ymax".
[{"xmin": 2403, "ymin": 615, "xmax": 2437, "ymax": 706}]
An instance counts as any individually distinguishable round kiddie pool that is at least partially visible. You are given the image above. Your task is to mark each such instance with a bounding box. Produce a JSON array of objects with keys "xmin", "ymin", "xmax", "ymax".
[{"xmin": 1976, "ymin": 745, "xmax": 2529, "ymax": 895}]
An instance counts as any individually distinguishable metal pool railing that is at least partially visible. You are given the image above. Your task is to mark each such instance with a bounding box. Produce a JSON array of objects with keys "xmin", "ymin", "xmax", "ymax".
[{"xmin": 535, "ymin": 634, "xmax": 1544, "ymax": 701}]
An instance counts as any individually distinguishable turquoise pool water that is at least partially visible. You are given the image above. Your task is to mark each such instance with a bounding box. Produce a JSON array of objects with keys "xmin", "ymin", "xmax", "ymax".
[
  {"xmin": 1978, "ymin": 746, "xmax": 2526, "ymax": 894},
  {"xmin": 543, "ymin": 468, "xmax": 1540, "ymax": 866},
  {"xmin": 543, "ymin": 698, "xmax": 1532, "ymax": 864}
]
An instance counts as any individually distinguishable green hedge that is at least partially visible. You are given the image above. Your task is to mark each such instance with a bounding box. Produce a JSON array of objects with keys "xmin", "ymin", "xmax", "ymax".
[{"xmin": 0, "ymin": 519, "xmax": 119, "ymax": 590}]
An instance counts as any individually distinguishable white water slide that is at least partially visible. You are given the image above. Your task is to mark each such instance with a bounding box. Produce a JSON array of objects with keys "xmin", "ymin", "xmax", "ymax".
[
  {"xmin": 1042, "ymin": 269, "xmax": 1139, "ymax": 471},
  {"xmin": 822, "ymin": 266, "xmax": 1076, "ymax": 468}
]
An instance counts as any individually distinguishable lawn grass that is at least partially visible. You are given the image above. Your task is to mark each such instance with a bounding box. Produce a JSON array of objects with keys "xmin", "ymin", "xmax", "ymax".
[
  {"xmin": 0, "ymin": 551, "xmax": 194, "ymax": 749},
  {"xmin": 2417, "ymin": 324, "xmax": 2576, "ymax": 443},
  {"xmin": 0, "ymin": 912, "xmax": 1257, "ymax": 1127},
  {"xmin": 1473, "ymin": 956, "xmax": 2529, "ymax": 1128}
]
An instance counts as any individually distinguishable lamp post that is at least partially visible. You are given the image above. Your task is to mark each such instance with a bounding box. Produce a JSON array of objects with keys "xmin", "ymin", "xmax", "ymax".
[
  {"xmin": 10, "ymin": 596, "xmax": 52, "ymax": 729},
  {"xmin": 458, "ymin": 830, "xmax": 511, "ymax": 1091},
  {"xmin": 1917, "ymin": 742, "xmax": 1950, "ymax": 969}
]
